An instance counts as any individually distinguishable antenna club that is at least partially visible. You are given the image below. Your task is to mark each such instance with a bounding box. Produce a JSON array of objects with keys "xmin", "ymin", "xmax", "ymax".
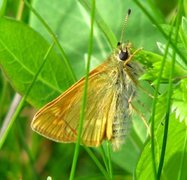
[{"xmin": 128, "ymin": 9, "xmax": 131, "ymax": 15}]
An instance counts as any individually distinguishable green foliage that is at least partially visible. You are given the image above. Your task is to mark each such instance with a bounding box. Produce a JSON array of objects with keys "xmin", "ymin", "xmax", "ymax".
[
  {"xmin": 0, "ymin": 0, "xmax": 187, "ymax": 179},
  {"xmin": 136, "ymin": 112, "xmax": 187, "ymax": 179},
  {"xmin": 0, "ymin": 17, "xmax": 74, "ymax": 108},
  {"xmin": 135, "ymin": 7, "xmax": 187, "ymax": 180}
]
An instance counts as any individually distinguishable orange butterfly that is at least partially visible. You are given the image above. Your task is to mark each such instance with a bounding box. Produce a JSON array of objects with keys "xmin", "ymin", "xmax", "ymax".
[
  {"xmin": 31, "ymin": 9, "xmax": 142, "ymax": 150},
  {"xmin": 31, "ymin": 43, "xmax": 142, "ymax": 150}
]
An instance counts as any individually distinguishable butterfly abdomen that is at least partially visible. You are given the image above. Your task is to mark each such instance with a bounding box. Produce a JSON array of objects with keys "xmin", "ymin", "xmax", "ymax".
[
  {"xmin": 112, "ymin": 113, "xmax": 131, "ymax": 150},
  {"xmin": 111, "ymin": 64, "xmax": 136, "ymax": 150}
]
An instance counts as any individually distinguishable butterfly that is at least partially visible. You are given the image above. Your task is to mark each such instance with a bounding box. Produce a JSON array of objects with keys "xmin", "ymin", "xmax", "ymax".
[{"xmin": 31, "ymin": 9, "xmax": 143, "ymax": 151}]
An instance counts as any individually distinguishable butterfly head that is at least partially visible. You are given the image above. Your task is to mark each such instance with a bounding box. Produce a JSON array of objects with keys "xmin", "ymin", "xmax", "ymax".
[{"xmin": 116, "ymin": 42, "xmax": 132, "ymax": 63}]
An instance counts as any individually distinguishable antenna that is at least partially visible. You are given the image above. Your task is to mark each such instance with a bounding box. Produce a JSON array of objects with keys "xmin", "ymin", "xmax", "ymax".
[{"xmin": 119, "ymin": 8, "xmax": 131, "ymax": 44}]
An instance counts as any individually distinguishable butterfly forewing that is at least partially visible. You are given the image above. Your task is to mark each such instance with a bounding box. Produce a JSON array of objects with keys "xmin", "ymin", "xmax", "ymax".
[{"xmin": 31, "ymin": 61, "xmax": 118, "ymax": 146}]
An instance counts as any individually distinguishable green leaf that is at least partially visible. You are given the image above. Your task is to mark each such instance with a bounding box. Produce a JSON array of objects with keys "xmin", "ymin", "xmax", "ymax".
[
  {"xmin": 0, "ymin": 17, "xmax": 74, "ymax": 108},
  {"xmin": 138, "ymin": 47, "xmax": 187, "ymax": 84},
  {"xmin": 181, "ymin": 16, "xmax": 187, "ymax": 47},
  {"xmin": 172, "ymin": 79, "xmax": 187, "ymax": 124},
  {"xmin": 0, "ymin": 0, "xmax": 7, "ymax": 17},
  {"xmin": 136, "ymin": 107, "xmax": 187, "ymax": 179}
]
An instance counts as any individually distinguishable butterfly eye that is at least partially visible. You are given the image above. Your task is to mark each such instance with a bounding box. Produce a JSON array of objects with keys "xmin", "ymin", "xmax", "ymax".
[
  {"xmin": 119, "ymin": 49, "xmax": 129, "ymax": 61},
  {"xmin": 117, "ymin": 42, "xmax": 121, "ymax": 46}
]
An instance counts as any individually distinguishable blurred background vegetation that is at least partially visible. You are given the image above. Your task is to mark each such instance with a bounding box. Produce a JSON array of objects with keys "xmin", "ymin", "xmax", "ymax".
[{"xmin": 0, "ymin": 0, "xmax": 186, "ymax": 179}]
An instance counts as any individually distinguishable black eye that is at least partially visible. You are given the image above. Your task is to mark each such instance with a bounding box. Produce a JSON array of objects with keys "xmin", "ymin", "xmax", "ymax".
[
  {"xmin": 117, "ymin": 42, "xmax": 121, "ymax": 46},
  {"xmin": 119, "ymin": 50, "xmax": 129, "ymax": 61}
]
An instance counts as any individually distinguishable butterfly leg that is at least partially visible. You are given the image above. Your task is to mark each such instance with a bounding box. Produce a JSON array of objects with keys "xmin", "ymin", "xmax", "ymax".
[
  {"xmin": 136, "ymin": 83, "xmax": 155, "ymax": 99},
  {"xmin": 128, "ymin": 98, "xmax": 151, "ymax": 137}
]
